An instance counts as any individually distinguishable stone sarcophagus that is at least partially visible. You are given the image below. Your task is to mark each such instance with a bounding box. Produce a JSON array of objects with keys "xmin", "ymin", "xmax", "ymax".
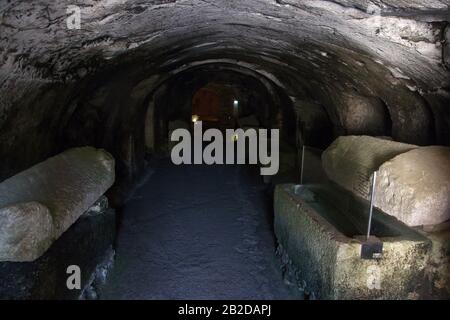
[
  {"xmin": 322, "ymin": 136, "xmax": 450, "ymax": 227},
  {"xmin": 0, "ymin": 147, "xmax": 115, "ymax": 262},
  {"xmin": 321, "ymin": 135, "xmax": 417, "ymax": 204},
  {"xmin": 0, "ymin": 147, "xmax": 116, "ymax": 299}
]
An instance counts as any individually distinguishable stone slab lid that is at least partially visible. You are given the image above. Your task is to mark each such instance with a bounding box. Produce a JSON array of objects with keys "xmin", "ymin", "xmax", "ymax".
[
  {"xmin": 0, "ymin": 147, "xmax": 115, "ymax": 262},
  {"xmin": 375, "ymin": 146, "xmax": 450, "ymax": 227}
]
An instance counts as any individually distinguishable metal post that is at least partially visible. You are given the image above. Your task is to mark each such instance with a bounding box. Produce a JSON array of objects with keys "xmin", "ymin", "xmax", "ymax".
[
  {"xmin": 367, "ymin": 171, "xmax": 377, "ymax": 240},
  {"xmin": 300, "ymin": 145, "xmax": 305, "ymax": 185}
]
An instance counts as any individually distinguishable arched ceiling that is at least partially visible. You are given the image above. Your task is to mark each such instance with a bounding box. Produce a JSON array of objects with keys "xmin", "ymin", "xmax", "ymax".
[
  {"xmin": 1, "ymin": 0, "xmax": 448, "ymax": 85},
  {"xmin": 0, "ymin": 0, "xmax": 449, "ymax": 179}
]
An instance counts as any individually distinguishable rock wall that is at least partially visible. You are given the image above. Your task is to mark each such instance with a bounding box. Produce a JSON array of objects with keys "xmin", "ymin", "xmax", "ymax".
[{"xmin": 0, "ymin": 1, "xmax": 449, "ymax": 183}]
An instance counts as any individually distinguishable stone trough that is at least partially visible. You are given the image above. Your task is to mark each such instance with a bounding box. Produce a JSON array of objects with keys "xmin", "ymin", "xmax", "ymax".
[
  {"xmin": 276, "ymin": 136, "xmax": 450, "ymax": 299},
  {"xmin": 274, "ymin": 183, "xmax": 431, "ymax": 299}
]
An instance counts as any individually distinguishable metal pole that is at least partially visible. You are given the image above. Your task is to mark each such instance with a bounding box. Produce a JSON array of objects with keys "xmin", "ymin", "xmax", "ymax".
[
  {"xmin": 367, "ymin": 171, "xmax": 377, "ymax": 240},
  {"xmin": 300, "ymin": 145, "xmax": 305, "ymax": 185}
]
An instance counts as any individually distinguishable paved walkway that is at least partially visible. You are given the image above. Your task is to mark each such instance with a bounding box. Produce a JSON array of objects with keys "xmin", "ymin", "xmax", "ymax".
[{"xmin": 99, "ymin": 162, "xmax": 299, "ymax": 299}]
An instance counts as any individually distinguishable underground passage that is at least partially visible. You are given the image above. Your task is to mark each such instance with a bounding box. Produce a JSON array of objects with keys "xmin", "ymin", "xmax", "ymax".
[{"xmin": 0, "ymin": 0, "xmax": 449, "ymax": 301}]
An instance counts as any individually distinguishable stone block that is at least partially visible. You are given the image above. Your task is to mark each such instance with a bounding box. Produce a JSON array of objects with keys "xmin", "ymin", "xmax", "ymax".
[
  {"xmin": 0, "ymin": 204, "xmax": 115, "ymax": 299},
  {"xmin": 0, "ymin": 147, "xmax": 115, "ymax": 261},
  {"xmin": 322, "ymin": 135, "xmax": 417, "ymax": 199},
  {"xmin": 376, "ymin": 146, "xmax": 450, "ymax": 226},
  {"xmin": 0, "ymin": 202, "xmax": 53, "ymax": 262}
]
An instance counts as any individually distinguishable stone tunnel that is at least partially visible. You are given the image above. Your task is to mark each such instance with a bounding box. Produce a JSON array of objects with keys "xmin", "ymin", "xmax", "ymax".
[{"xmin": 0, "ymin": 0, "xmax": 449, "ymax": 300}]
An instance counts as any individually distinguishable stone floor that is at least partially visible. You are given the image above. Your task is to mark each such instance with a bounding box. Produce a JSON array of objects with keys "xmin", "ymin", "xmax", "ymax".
[{"xmin": 98, "ymin": 161, "xmax": 300, "ymax": 299}]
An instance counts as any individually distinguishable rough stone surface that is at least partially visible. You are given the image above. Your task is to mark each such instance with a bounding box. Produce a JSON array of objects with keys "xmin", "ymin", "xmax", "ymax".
[
  {"xmin": 334, "ymin": 92, "xmax": 391, "ymax": 136},
  {"xmin": 0, "ymin": 147, "xmax": 115, "ymax": 262},
  {"xmin": 322, "ymin": 135, "xmax": 417, "ymax": 198},
  {"xmin": 0, "ymin": 202, "xmax": 54, "ymax": 262},
  {"xmin": 274, "ymin": 184, "xmax": 432, "ymax": 299},
  {"xmin": 444, "ymin": 25, "xmax": 450, "ymax": 69},
  {"xmin": 0, "ymin": 207, "xmax": 115, "ymax": 299},
  {"xmin": 418, "ymin": 222, "xmax": 450, "ymax": 299},
  {"xmin": 293, "ymin": 99, "xmax": 333, "ymax": 148},
  {"xmin": 376, "ymin": 146, "xmax": 450, "ymax": 226},
  {"xmin": 0, "ymin": 1, "xmax": 449, "ymax": 182}
]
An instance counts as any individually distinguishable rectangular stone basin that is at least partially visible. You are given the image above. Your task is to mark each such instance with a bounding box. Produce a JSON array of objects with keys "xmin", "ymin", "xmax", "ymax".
[{"xmin": 274, "ymin": 183, "xmax": 431, "ymax": 299}]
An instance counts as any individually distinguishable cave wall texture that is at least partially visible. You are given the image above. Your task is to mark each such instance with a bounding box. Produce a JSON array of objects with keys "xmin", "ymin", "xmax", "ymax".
[{"xmin": 0, "ymin": 0, "xmax": 449, "ymax": 183}]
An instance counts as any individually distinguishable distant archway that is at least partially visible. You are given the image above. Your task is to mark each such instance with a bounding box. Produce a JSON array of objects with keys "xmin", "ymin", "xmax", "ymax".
[{"xmin": 192, "ymin": 83, "xmax": 238, "ymax": 130}]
